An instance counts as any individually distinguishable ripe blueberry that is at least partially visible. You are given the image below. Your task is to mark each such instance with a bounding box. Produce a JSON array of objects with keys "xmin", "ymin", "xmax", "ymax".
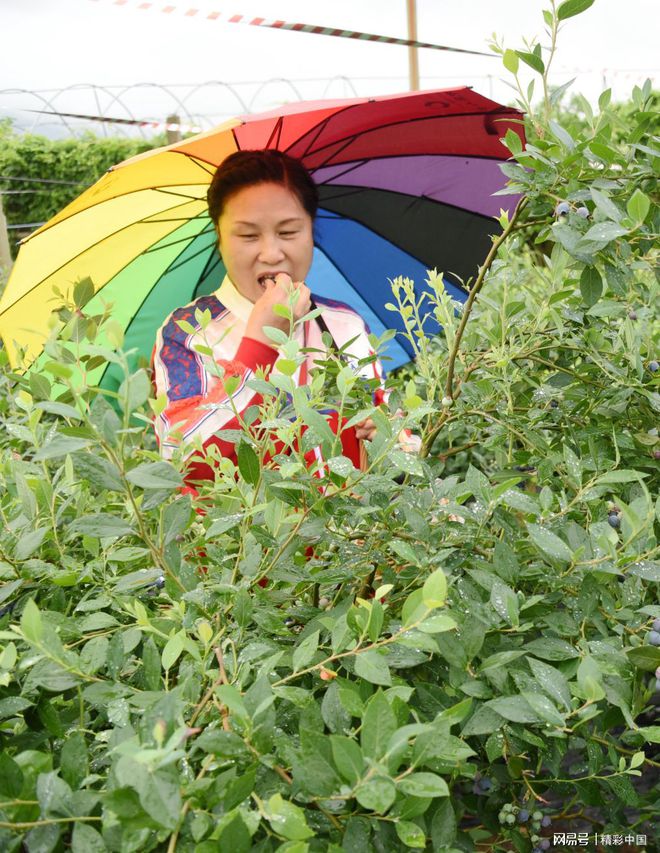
[
  {"xmin": 628, "ymin": 310, "xmax": 638, "ymax": 320},
  {"xmin": 518, "ymin": 808, "xmax": 530, "ymax": 823},
  {"xmin": 654, "ymin": 450, "xmax": 660, "ymax": 460},
  {"xmin": 649, "ymin": 361, "xmax": 659, "ymax": 373},
  {"xmin": 649, "ymin": 631, "xmax": 660, "ymax": 647},
  {"xmin": 555, "ymin": 201, "xmax": 570, "ymax": 216},
  {"xmin": 607, "ymin": 513, "xmax": 621, "ymax": 529},
  {"xmin": 652, "ymin": 618, "xmax": 660, "ymax": 632},
  {"xmin": 541, "ymin": 815, "xmax": 552, "ymax": 828},
  {"xmin": 576, "ymin": 206, "xmax": 589, "ymax": 218},
  {"xmin": 550, "ymin": 400, "xmax": 559, "ymax": 409},
  {"xmin": 540, "ymin": 841, "xmax": 551, "ymax": 851}
]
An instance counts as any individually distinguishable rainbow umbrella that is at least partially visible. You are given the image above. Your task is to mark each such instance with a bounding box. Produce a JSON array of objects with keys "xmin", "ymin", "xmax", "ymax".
[{"xmin": 0, "ymin": 88, "xmax": 523, "ymax": 387}]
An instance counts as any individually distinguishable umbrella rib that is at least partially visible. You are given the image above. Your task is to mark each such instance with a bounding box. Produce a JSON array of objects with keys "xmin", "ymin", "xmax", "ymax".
[
  {"xmin": 142, "ymin": 227, "xmax": 215, "ymax": 256},
  {"xmin": 312, "ymin": 159, "xmax": 370, "ymax": 184},
  {"xmin": 294, "ymin": 112, "xmax": 342, "ymax": 159},
  {"xmin": 151, "ymin": 236, "xmax": 217, "ymax": 276},
  {"xmin": 265, "ymin": 117, "xmax": 285, "ymax": 150},
  {"xmin": 193, "ymin": 253, "xmax": 224, "ymax": 299}
]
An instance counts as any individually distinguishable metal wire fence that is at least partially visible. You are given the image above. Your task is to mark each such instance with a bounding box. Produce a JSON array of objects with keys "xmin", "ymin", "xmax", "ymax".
[{"xmin": 2, "ymin": 70, "xmax": 655, "ymax": 139}]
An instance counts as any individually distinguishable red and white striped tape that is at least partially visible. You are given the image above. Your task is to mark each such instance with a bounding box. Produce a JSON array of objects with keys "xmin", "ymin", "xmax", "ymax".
[{"xmin": 89, "ymin": 0, "xmax": 491, "ymax": 57}]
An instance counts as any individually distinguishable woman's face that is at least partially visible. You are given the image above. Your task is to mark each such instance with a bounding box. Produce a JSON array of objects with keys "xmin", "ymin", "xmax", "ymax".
[{"xmin": 216, "ymin": 182, "xmax": 314, "ymax": 303}]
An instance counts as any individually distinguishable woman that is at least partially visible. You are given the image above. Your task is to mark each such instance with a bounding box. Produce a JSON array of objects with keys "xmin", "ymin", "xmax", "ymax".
[{"xmin": 152, "ymin": 149, "xmax": 383, "ymax": 482}]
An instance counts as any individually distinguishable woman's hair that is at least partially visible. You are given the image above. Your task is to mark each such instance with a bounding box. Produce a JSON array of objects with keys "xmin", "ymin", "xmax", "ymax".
[{"xmin": 207, "ymin": 149, "xmax": 319, "ymax": 225}]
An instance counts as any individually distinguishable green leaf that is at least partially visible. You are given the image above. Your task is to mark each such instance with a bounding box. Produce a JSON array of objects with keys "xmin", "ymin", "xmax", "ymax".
[
  {"xmin": 73, "ymin": 276, "xmax": 95, "ymax": 307},
  {"xmin": 299, "ymin": 406, "xmax": 336, "ymax": 449},
  {"xmin": 431, "ymin": 800, "xmax": 457, "ymax": 849},
  {"xmin": 33, "ymin": 435, "xmax": 92, "ymax": 461},
  {"xmin": 503, "ymin": 128, "xmax": 523, "ymax": 156},
  {"xmin": 525, "ymin": 638, "xmax": 579, "ymax": 661},
  {"xmin": 196, "ymin": 729, "xmax": 248, "ymax": 758},
  {"xmin": 37, "ymin": 771, "xmax": 74, "ymax": 816},
  {"xmin": 502, "ymin": 49, "xmax": 519, "ymax": 74},
  {"xmin": 583, "ymin": 222, "xmax": 629, "ymax": 243},
  {"xmin": 580, "ymin": 266, "xmax": 603, "ymax": 307},
  {"xmin": 71, "ymin": 823, "xmax": 106, "ymax": 853},
  {"xmin": 516, "ymin": 50, "xmax": 544, "ymax": 73},
  {"xmin": 217, "ymin": 812, "xmax": 252, "ymax": 853},
  {"xmin": 528, "ymin": 658, "xmax": 571, "ymax": 710},
  {"xmin": 119, "ymin": 369, "xmax": 151, "ymax": 412},
  {"xmin": 417, "ymin": 614, "xmax": 457, "ymax": 634},
  {"xmin": 594, "ymin": 469, "xmax": 647, "ymax": 485},
  {"xmin": 395, "ymin": 820, "xmax": 427, "ymax": 848},
  {"xmin": 126, "ymin": 461, "xmax": 182, "ymax": 490},
  {"xmin": 266, "ymin": 793, "xmax": 314, "ymax": 841},
  {"xmin": 527, "ymin": 524, "xmax": 573, "ymax": 563},
  {"xmin": 422, "ymin": 569, "xmax": 447, "ymax": 609},
  {"xmin": 361, "ymin": 690, "xmax": 397, "ymax": 759},
  {"xmin": 401, "ymin": 589, "xmax": 428, "ymax": 626},
  {"xmin": 216, "ymin": 685, "xmax": 249, "ymax": 720},
  {"xmin": 549, "ymin": 120, "xmax": 575, "ymax": 150},
  {"xmin": 484, "ymin": 696, "xmax": 540, "ymax": 723},
  {"xmin": 60, "ymin": 732, "xmax": 88, "ymax": 789},
  {"xmin": 557, "ymin": 0, "xmax": 595, "ymax": 20},
  {"xmin": 0, "ymin": 752, "xmax": 24, "ymax": 798},
  {"xmin": 71, "ymin": 514, "xmax": 134, "ymax": 538},
  {"xmin": 72, "ymin": 452, "xmax": 123, "ymax": 491},
  {"xmin": 115, "ymin": 757, "xmax": 180, "ymax": 830},
  {"xmin": 14, "ymin": 527, "xmax": 48, "ymax": 560},
  {"xmin": 237, "ymin": 442, "xmax": 260, "ymax": 485},
  {"xmin": 521, "ymin": 692, "xmax": 565, "ymax": 726},
  {"xmin": 398, "ymin": 772, "xmax": 449, "ymax": 798},
  {"xmin": 28, "ymin": 660, "xmax": 81, "ymax": 692},
  {"xmin": 577, "ymin": 656, "xmax": 605, "ymax": 701},
  {"xmin": 626, "ymin": 645, "xmax": 660, "ymax": 672},
  {"xmin": 627, "ymin": 561, "xmax": 660, "ymax": 582},
  {"xmin": 330, "ymin": 735, "xmax": 364, "ymax": 785},
  {"xmin": 627, "ymin": 189, "xmax": 650, "ymax": 223},
  {"xmin": 636, "ymin": 726, "xmax": 660, "ymax": 744},
  {"xmin": 292, "ymin": 630, "xmax": 319, "ymax": 672},
  {"xmin": 590, "ymin": 187, "xmax": 622, "ymax": 222},
  {"xmin": 490, "ymin": 580, "xmax": 519, "ymax": 626},
  {"xmin": 479, "ymin": 650, "xmax": 526, "ymax": 672},
  {"xmin": 354, "ymin": 775, "xmax": 396, "ymax": 812},
  {"xmin": 462, "ymin": 705, "xmax": 505, "ymax": 736},
  {"xmin": 21, "ymin": 599, "xmax": 43, "ymax": 643},
  {"xmin": 354, "ymin": 649, "xmax": 391, "ymax": 686}
]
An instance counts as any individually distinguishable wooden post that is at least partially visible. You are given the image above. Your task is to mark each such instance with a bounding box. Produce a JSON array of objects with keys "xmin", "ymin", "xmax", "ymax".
[
  {"xmin": 0, "ymin": 192, "xmax": 13, "ymax": 274},
  {"xmin": 406, "ymin": 0, "xmax": 420, "ymax": 91},
  {"xmin": 166, "ymin": 114, "xmax": 182, "ymax": 144}
]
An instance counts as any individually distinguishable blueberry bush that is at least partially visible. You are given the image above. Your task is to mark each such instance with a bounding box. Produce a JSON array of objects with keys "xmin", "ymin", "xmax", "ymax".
[{"xmin": 0, "ymin": 2, "xmax": 659, "ymax": 851}]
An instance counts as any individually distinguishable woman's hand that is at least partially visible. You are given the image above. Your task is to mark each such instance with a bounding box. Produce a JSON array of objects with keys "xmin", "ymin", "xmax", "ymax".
[
  {"xmin": 245, "ymin": 273, "xmax": 311, "ymax": 344},
  {"xmin": 355, "ymin": 417, "xmax": 377, "ymax": 442}
]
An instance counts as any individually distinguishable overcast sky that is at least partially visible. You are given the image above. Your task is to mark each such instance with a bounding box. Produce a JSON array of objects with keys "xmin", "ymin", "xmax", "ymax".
[{"xmin": 1, "ymin": 0, "xmax": 657, "ymax": 137}]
